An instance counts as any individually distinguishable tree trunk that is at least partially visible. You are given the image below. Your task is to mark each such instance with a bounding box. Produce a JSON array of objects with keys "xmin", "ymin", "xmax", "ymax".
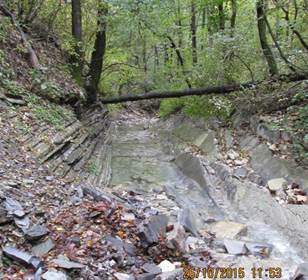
[
  {"xmin": 206, "ymin": 5, "xmax": 214, "ymax": 46},
  {"xmin": 164, "ymin": 43, "xmax": 169, "ymax": 64},
  {"xmin": 218, "ymin": 2, "xmax": 225, "ymax": 31},
  {"xmin": 176, "ymin": 0, "xmax": 183, "ymax": 65},
  {"xmin": 85, "ymin": 4, "xmax": 107, "ymax": 104},
  {"xmin": 264, "ymin": 16, "xmax": 297, "ymax": 72},
  {"xmin": 167, "ymin": 36, "xmax": 192, "ymax": 88},
  {"xmin": 191, "ymin": 0, "xmax": 197, "ymax": 65},
  {"xmin": 230, "ymin": 0, "xmax": 237, "ymax": 37},
  {"xmin": 71, "ymin": 0, "xmax": 83, "ymax": 82},
  {"xmin": 154, "ymin": 45, "xmax": 159, "ymax": 67},
  {"xmin": 143, "ymin": 36, "xmax": 147, "ymax": 72},
  {"xmin": 100, "ymin": 73, "xmax": 308, "ymax": 104},
  {"xmin": 256, "ymin": 0, "xmax": 278, "ymax": 76}
]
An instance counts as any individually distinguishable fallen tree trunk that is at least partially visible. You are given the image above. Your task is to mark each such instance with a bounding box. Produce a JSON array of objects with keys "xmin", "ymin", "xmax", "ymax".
[
  {"xmin": 101, "ymin": 72, "xmax": 308, "ymax": 104},
  {"xmin": 0, "ymin": 2, "xmax": 40, "ymax": 69}
]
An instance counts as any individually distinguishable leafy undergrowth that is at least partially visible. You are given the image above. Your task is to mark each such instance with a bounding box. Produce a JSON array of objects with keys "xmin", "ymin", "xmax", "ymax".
[{"xmin": 159, "ymin": 95, "xmax": 233, "ymax": 121}]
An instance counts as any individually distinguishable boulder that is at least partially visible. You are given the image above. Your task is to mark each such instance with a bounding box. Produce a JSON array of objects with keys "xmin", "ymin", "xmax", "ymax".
[
  {"xmin": 210, "ymin": 221, "xmax": 247, "ymax": 239},
  {"xmin": 158, "ymin": 260, "xmax": 176, "ymax": 273},
  {"xmin": 0, "ymin": 207, "xmax": 12, "ymax": 225},
  {"xmin": 268, "ymin": 178, "xmax": 288, "ymax": 192},
  {"xmin": 4, "ymin": 198, "xmax": 25, "ymax": 218},
  {"xmin": 233, "ymin": 167, "xmax": 248, "ymax": 179},
  {"xmin": 105, "ymin": 235, "xmax": 136, "ymax": 256},
  {"xmin": 223, "ymin": 239, "xmax": 247, "ymax": 255},
  {"xmin": 256, "ymin": 123, "xmax": 280, "ymax": 143},
  {"xmin": 292, "ymin": 263, "xmax": 308, "ymax": 280},
  {"xmin": 32, "ymin": 238, "xmax": 55, "ymax": 257},
  {"xmin": 227, "ymin": 150, "xmax": 239, "ymax": 160},
  {"xmin": 245, "ymin": 241, "xmax": 273, "ymax": 258},
  {"xmin": 177, "ymin": 208, "xmax": 198, "ymax": 236},
  {"xmin": 166, "ymin": 223, "xmax": 186, "ymax": 252},
  {"xmin": 185, "ymin": 236, "xmax": 206, "ymax": 253},
  {"xmin": 138, "ymin": 215, "xmax": 168, "ymax": 247},
  {"xmin": 142, "ymin": 263, "xmax": 162, "ymax": 275},
  {"xmin": 155, "ymin": 268, "xmax": 183, "ymax": 280},
  {"xmin": 42, "ymin": 269, "xmax": 67, "ymax": 280},
  {"xmin": 24, "ymin": 224, "xmax": 48, "ymax": 241}
]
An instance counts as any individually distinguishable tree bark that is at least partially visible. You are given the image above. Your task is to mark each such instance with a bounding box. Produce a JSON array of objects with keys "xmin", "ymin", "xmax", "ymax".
[
  {"xmin": 143, "ymin": 36, "xmax": 147, "ymax": 72},
  {"xmin": 264, "ymin": 16, "xmax": 298, "ymax": 73},
  {"xmin": 85, "ymin": 3, "xmax": 107, "ymax": 104},
  {"xmin": 218, "ymin": 2, "xmax": 225, "ymax": 31},
  {"xmin": 206, "ymin": 5, "xmax": 214, "ymax": 46},
  {"xmin": 256, "ymin": 0, "xmax": 278, "ymax": 76},
  {"xmin": 71, "ymin": 0, "xmax": 83, "ymax": 81},
  {"xmin": 167, "ymin": 36, "xmax": 192, "ymax": 88},
  {"xmin": 100, "ymin": 73, "xmax": 308, "ymax": 104},
  {"xmin": 230, "ymin": 0, "xmax": 237, "ymax": 37},
  {"xmin": 293, "ymin": 30, "xmax": 308, "ymax": 50},
  {"xmin": 191, "ymin": 0, "xmax": 197, "ymax": 65}
]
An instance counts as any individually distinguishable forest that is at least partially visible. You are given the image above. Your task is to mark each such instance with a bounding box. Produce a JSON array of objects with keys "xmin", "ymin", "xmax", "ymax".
[{"xmin": 1, "ymin": 0, "xmax": 308, "ymax": 115}]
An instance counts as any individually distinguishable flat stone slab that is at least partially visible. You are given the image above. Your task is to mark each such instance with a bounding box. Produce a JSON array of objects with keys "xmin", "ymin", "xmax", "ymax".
[
  {"xmin": 52, "ymin": 256, "xmax": 84, "ymax": 269},
  {"xmin": 3, "ymin": 246, "xmax": 42, "ymax": 270},
  {"xmin": 223, "ymin": 239, "xmax": 247, "ymax": 255},
  {"xmin": 210, "ymin": 221, "xmax": 247, "ymax": 239},
  {"xmin": 24, "ymin": 224, "xmax": 48, "ymax": 241},
  {"xmin": 32, "ymin": 238, "xmax": 55, "ymax": 257},
  {"xmin": 42, "ymin": 269, "xmax": 68, "ymax": 280}
]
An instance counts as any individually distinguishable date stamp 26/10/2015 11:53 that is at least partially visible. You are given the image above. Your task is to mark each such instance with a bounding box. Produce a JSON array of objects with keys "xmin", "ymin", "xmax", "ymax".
[{"xmin": 183, "ymin": 266, "xmax": 283, "ymax": 279}]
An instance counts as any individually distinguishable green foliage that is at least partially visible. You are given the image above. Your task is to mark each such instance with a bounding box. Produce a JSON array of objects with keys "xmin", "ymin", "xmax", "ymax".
[
  {"xmin": 183, "ymin": 96, "xmax": 233, "ymax": 120},
  {"xmin": 14, "ymin": 119, "xmax": 32, "ymax": 135},
  {"xmin": 160, "ymin": 95, "xmax": 233, "ymax": 120},
  {"xmin": 2, "ymin": 80, "xmax": 28, "ymax": 96},
  {"xmin": 30, "ymin": 105, "xmax": 68, "ymax": 130},
  {"xmin": 292, "ymin": 91, "xmax": 308, "ymax": 103},
  {"xmin": 0, "ymin": 17, "xmax": 11, "ymax": 43},
  {"xmin": 159, "ymin": 98, "xmax": 184, "ymax": 118},
  {"xmin": 26, "ymin": 93, "xmax": 74, "ymax": 130},
  {"xmin": 107, "ymin": 103, "xmax": 123, "ymax": 113},
  {"xmin": 3, "ymin": 0, "xmax": 308, "ymax": 120},
  {"xmin": 86, "ymin": 160, "xmax": 98, "ymax": 175},
  {"xmin": 31, "ymin": 69, "xmax": 63, "ymax": 102}
]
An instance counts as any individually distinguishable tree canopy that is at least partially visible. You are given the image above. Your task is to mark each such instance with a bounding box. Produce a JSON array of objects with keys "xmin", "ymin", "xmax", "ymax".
[{"xmin": 3, "ymin": 0, "xmax": 308, "ymax": 107}]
